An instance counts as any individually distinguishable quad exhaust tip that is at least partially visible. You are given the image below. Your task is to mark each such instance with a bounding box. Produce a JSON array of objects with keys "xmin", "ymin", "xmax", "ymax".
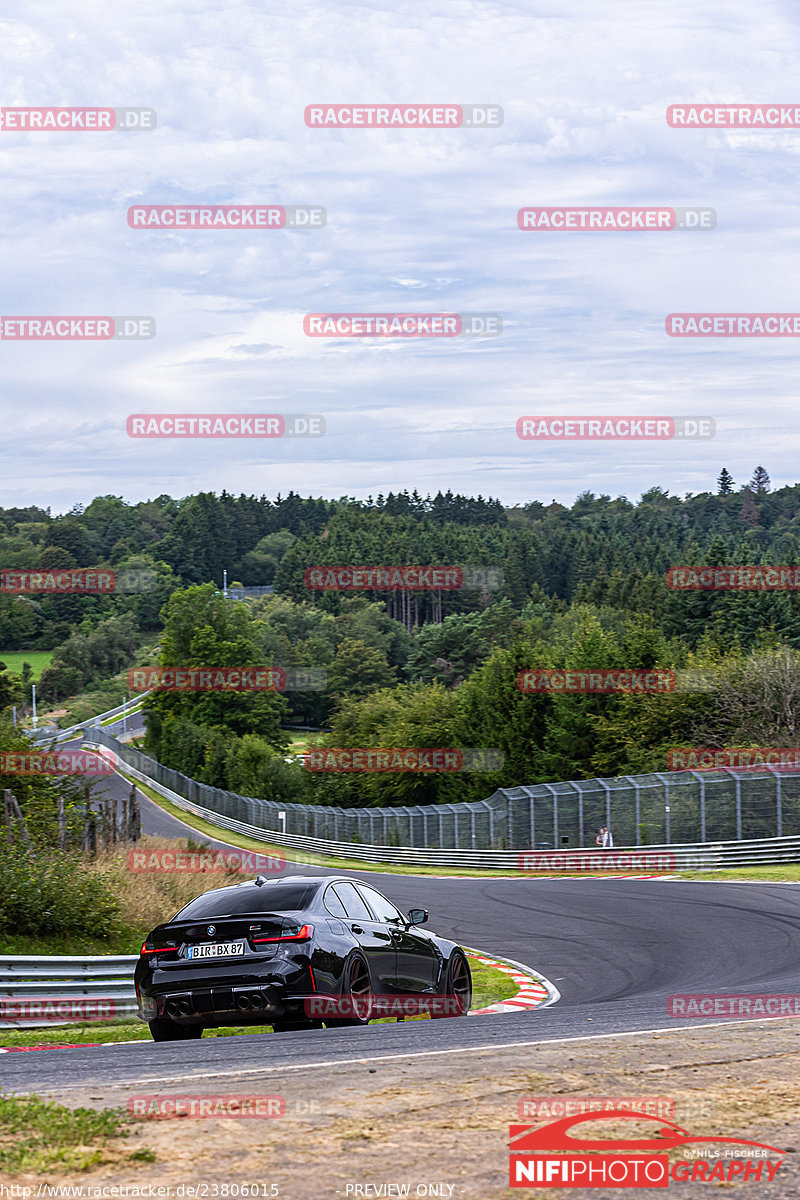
[
  {"xmin": 165, "ymin": 999, "xmax": 193, "ymax": 1018},
  {"xmin": 236, "ymin": 991, "xmax": 268, "ymax": 1012}
]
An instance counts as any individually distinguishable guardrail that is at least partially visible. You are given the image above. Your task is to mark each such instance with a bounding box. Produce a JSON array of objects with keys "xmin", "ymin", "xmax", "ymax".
[
  {"xmin": 95, "ymin": 747, "xmax": 800, "ymax": 871},
  {"xmin": 28, "ymin": 693, "xmax": 150, "ymax": 745},
  {"xmin": 0, "ymin": 955, "xmax": 138, "ymax": 1028},
  {"xmin": 85, "ymin": 728, "xmax": 800, "ymax": 849}
]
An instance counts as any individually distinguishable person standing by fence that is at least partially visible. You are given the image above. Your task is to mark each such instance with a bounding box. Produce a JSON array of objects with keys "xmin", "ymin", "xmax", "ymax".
[{"xmin": 596, "ymin": 825, "xmax": 614, "ymax": 849}]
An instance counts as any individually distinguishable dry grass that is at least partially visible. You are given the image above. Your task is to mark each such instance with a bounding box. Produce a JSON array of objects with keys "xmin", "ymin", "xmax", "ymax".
[{"xmin": 86, "ymin": 835, "xmax": 245, "ymax": 933}]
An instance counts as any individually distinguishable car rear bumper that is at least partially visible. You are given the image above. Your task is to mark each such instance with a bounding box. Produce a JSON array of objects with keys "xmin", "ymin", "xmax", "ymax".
[{"xmin": 135, "ymin": 959, "xmax": 312, "ymax": 1026}]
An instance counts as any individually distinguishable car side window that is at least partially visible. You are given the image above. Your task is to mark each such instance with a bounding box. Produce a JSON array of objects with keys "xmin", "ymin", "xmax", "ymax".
[
  {"xmin": 323, "ymin": 886, "xmax": 348, "ymax": 918},
  {"xmin": 357, "ymin": 884, "xmax": 404, "ymax": 924},
  {"xmin": 331, "ymin": 882, "xmax": 372, "ymax": 920}
]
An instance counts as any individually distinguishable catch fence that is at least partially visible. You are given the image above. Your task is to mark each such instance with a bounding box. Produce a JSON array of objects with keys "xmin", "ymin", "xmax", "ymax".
[{"xmin": 85, "ymin": 729, "xmax": 800, "ymax": 851}]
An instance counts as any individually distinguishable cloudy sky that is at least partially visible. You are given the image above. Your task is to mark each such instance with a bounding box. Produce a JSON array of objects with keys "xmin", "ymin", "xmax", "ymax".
[{"xmin": 1, "ymin": 0, "xmax": 798, "ymax": 513}]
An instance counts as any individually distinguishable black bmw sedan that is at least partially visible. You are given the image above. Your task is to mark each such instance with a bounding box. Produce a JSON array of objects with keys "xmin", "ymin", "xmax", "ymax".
[{"xmin": 135, "ymin": 874, "xmax": 472, "ymax": 1040}]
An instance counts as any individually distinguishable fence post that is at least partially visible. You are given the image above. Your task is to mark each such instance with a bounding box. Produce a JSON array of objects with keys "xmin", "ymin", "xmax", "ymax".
[
  {"xmin": 598, "ymin": 780, "xmax": 611, "ymax": 839},
  {"xmin": 652, "ymin": 774, "xmax": 672, "ymax": 843},
  {"xmin": 480, "ymin": 800, "xmax": 494, "ymax": 849},
  {"xmin": 765, "ymin": 767, "xmax": 783, "ymax": 838},
  {"xmin": 723, "ymin": 770, "xmax": 743, "ymax": 840},
  {"xmin": 623, "ymin": 777, "xmax": 641, "ymax": 846},
  {"xmin": 688, "ymin": 771, "xmax": 706, "ymax": 842},
  {"xmin": 449, "ymin": 804, "xmax": 459, "ymax": 849},
  {"xmin": 572, "ymin": 782, "xmax": 584, "ymax": 847},
  {"xmin": 543, "ymin": 784, "xmax": 558, "ymax": 846}
]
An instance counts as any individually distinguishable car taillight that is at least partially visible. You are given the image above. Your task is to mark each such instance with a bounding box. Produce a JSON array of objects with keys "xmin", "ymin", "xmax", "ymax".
[
  {"xmin": 252, "ymin": 924, "xmax": 314, "ymax": 944},
  {"xmin": 140, "ymin": 941, "xmax": 176, "ymax": 956}
]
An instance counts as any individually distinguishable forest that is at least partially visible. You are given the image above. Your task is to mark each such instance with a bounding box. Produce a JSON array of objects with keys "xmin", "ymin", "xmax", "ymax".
[{"xmin": 2, "ymin": 467, "xmax": 800, "ymax": 807}]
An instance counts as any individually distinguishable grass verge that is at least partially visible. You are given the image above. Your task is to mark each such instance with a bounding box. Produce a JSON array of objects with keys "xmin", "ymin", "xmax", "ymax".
[
  {"xmin": 0, "ymin": 1093, "xmax": 137, "ymax": 1175},
  {"xmin": 673, "ymin": 864, "xmax": 800, "ymax": 882}
]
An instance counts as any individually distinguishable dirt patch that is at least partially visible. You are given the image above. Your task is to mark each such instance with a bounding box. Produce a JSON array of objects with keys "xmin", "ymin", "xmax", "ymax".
[{"xmin": 6, "ymin": 1020, "xmax": 800, "ymax": 1197}]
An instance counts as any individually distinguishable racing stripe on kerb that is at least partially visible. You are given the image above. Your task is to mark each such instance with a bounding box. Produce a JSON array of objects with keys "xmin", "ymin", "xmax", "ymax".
[{"xmin": 466, "ymin": 949, "xmax": 556, "ymax": 1015}]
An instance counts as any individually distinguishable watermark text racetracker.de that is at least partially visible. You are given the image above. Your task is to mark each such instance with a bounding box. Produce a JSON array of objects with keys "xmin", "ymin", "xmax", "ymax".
[
  {"xmin": 128, "ymin": 1095, "xmax": 285, "ymax": 1119},
  {"xmin": 127, "ymin": 205, "xmax": 325, "ymax": 229},
  {"xmin": 0, "ymin": 749, "xmax": 117, "ymax": 776},
  {"xmin": 518, "ymin": 206, "xmax": 715, "ymax": 230},
  {"xmin": 518, "ymin": 1096, "xmax": 677, "ymax": 1121},
  {"xmin": 126, "ymin": 414, "xmax": 324, "ymax": 438},
  {"xmin": 127, "ymin": 849, "xmax": 284, "ymax": 878},
  {"xmin": 518, "ymin": 669, "xmax": 676, "ymax": 694},
  {"xmin": 127, "ymin": 666, "xmax": 327, "ymax": 692},
  {"xmin": 304, "ymin": 565, "xmax": 503, "ymax": 591},
  {"xmin": 668, "ymin": 993, "xmax": 800, "ymax": 1019},
  {"xmin": 305, "ymin": 103, "xmax": 502, "ymax": 127},
  {"xmin": 667, "ymin": 565, "xmax": 800, "ymax": 590},
  {"xmin": 667, "ymin": 747, "xmax": 800, "ymax": 772},
  {"xmin": 517, "ymin": 851, "xmax": 677, "ymax": 872},
  {"xmin": 0, "ymin": 106, "xmax": 156, "ymax": 131},
  {"xmin": 667, "ymin": 103, "xmax": 800, "ymax": 127},
  {"xmin": 517, "ymin": 416, "xmax": 714, "ymax": 440},
  {"xmin": 0, "ymin": 998, "xmax": 117, "ymax": 1023},
  {"xmin": 1, "ymin": 568, "xmax": 156, "ymax": 593},
  {"xmin": 0, "ymin": 1187, "xmax": 279, "ymax": 1199},
  {"xmin": 303, "ymin": 313, "xmax": 501, "ymax": 337},
  {"xmin": 129, "ymin": 848, "xmax": 286, "ymax": 874},
  {"xmin": 304, "ymin": 994, "xmax": 467, "ymax": 1019},
  {"xmin": 1, "ymin": 316, "xmax": 154, "ymax": 340},
  {"xmin": 304, "ymin": 748, "xmax": 503, "ymax": 772},
  {"xmin": 667, "ymin": 313, "xmax": 800, "ymax": 336}
]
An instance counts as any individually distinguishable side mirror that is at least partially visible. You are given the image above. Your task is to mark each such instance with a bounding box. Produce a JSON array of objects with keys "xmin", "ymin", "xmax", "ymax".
[{"xmin": 407, "ymin": 908, "xmax": 428, "ymax": 926}]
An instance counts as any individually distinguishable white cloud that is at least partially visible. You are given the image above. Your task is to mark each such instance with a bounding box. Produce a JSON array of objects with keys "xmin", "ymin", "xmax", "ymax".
[{"xmin": 1, "ymin": 0, "xmax": 798, "ymax": 511}]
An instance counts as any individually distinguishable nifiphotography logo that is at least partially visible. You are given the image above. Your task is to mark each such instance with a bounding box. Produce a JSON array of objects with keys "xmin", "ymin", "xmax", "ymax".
[{"xmin": 509, "ymin": 1111, "xmax": 784, "ymax": 1187}]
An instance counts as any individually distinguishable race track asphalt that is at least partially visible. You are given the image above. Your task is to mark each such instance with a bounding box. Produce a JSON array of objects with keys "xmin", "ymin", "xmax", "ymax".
[{"xmin": 5, "ymin": 754, "xmax": 800, "ymax": 1095}]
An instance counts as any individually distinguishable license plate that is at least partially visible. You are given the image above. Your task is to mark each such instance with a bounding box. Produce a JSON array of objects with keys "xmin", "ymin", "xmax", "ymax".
[{"xmin": 186, "ymin": 941, "xmax": 246, "ymax": 959}]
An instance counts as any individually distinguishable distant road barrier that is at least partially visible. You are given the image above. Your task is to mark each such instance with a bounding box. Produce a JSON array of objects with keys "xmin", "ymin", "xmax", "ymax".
[{"xmin": 28, "ymin": 693, "xmax": 150, "ymax": 745}]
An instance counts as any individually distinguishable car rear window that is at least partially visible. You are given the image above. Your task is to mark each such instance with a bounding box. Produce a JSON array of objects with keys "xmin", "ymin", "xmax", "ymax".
[{"xmin": 173, "ymin": 881, "xmax": 318, "ymax": 920}]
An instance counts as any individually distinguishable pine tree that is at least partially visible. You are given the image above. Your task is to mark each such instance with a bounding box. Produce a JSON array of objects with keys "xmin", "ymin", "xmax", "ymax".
[
  {"xmin": 749, "ymin": 466, "xmax": 770, "ymax": 494},
  {"xmin": 739, "ymin": 487, "xmax": 760, "ymax": 528},
  {"xmin": 717, "ymin": 468, "xmax": 734, "ymax": 495}
]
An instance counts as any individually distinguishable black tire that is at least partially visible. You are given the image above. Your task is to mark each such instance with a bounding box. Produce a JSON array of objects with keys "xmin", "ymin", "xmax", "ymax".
[
  {"xmin": 324, "ymin": 954, "xmax": 373, "ymax": 1027},
  {"xmin": 431, "ymin": 949, "xmax": 472, "ymax": 1018},
  {"xmin": 148, "ymin": 1017, "xmax": 203, "ymax": 1041}
]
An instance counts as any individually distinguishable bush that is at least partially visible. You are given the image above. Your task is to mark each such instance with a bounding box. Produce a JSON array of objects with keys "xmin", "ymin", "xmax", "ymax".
[{"xmin": 0, "ymin": 846, "xmax": 122, "ymax": 938}]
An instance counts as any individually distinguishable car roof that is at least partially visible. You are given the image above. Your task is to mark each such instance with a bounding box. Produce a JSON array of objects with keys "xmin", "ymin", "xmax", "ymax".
[{"xmin": 182, "ymin": 874, "xmax": 374, "ymax": 898}]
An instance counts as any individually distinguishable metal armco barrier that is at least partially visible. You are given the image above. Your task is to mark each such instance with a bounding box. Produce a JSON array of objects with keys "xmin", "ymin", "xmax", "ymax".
[
  {"xmin": 85, "ymin": 741, "xmax": 800, "ymax": 871},
  {"xmin": 0, "ymin": 955, "xmax": 138, "ymax": 1028},
  {"xmin": 28, "ymin": 693, "xmax": 150, "ymax": 745},
  {"xmin": 85, "ymin": 727, "xmax": 800, "ymax": 855}
]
